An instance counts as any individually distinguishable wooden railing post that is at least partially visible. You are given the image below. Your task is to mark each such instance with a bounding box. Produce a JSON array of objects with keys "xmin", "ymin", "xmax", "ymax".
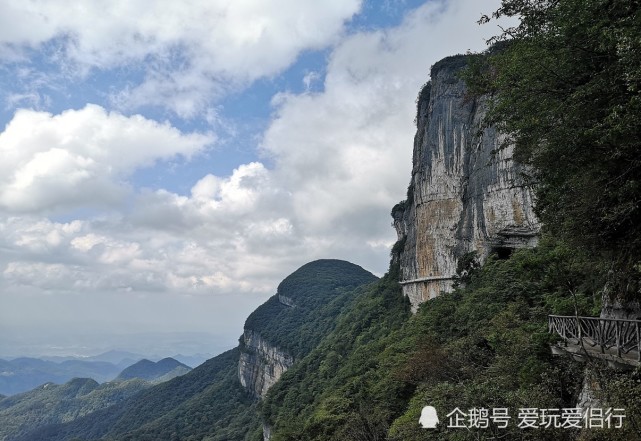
[
  {"xmin": 637, "ymin": 321, "xmax": 640, "ymax": 362},
  {"xmin": 599, "ymin": 318, "xmax": 605, "ymax": 354},
  {"xmin": 615, "ymin": 320, "xmax": 622, "ymax": 358}
]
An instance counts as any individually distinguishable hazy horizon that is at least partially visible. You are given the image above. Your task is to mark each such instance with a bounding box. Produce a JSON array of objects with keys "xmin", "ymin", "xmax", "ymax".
[{"xmin": 0, "ymin": 329, "xmax": 231, "ymax": 360}]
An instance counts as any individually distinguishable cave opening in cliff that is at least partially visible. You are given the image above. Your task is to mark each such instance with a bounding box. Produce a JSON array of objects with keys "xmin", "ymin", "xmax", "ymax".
[{"xmin": 492, "ymin": 246, "xmax": 513, "ymax": 260}]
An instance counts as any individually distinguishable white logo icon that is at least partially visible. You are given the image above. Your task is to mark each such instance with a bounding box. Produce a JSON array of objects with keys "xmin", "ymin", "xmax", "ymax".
[{"xmin": 419, "ymin": 406, "xmax": 439, "ymax": 429}]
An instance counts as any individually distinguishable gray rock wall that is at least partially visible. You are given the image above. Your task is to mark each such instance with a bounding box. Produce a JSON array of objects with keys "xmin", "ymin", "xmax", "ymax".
[
  {"xmin": 278, "ymin": 295, "xmax": 296, "ymax": 308},
  {"xmin": 238, "ymin": 330, "xmax": 294, "ymax": 399},
  {"xmin": 394, "ymin": 55, "xmax": 539, "ymax": 311}
]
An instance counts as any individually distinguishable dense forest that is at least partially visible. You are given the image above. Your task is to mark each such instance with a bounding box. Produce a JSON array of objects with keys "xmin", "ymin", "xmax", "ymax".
[
  {"xmin": 243, "ymin": 259, "xmax": 378, "ymax": 358},
  {"xmin": 260, "ymin": 244, "xmax": 641, "ymax": 440}
]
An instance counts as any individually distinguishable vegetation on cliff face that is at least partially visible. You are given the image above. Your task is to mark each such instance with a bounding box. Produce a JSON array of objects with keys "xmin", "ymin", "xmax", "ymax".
[
  {"xmin": 261, "ymin": 264, "xmax": 411, "ymax": 440},
  {"xmin": 466, "ymin": 0, "xmax": 641, "ymax": 304},
  {"xmin": 260, "ymin": 240, "xmax": 641, "ymax": 440},
  {"xmin": 243, "ymin": 259, "xmax": 378, "ymax": 359}
]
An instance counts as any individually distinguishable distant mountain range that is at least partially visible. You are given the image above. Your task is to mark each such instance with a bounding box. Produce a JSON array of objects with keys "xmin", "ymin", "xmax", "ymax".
[
  {"xmin": 41, "ymin": 350, "xmax": 212, "ymax": 369},
  {"xmin": 40, "ymin": 350, "xmax": 143, "ymax": 369},
  {"xmin": 0, "ymin": 357, "xmax": 192, "ymax": 440},
  {"xmin": 0, "ymin": 350, "xmax": 208, "ymax": 397},
  {"xmin": 0, "ymin": 358, "xmax": 122, "ymax": 396}
]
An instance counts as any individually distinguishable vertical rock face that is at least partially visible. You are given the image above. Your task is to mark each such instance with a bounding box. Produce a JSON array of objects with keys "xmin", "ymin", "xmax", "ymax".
[
  {"xmin": 393, "ymin": 55, "xmax": 539, "ymax": 310},
  {"xmin": 238, "ymin": 329, "xmax": 294, "ymax": 399}
]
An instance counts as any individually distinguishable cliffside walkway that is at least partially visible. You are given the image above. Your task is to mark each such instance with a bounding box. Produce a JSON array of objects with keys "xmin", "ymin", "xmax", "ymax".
[{"xmin": 548, "ymin": 315, "xmax": 641, "ymax": 367}]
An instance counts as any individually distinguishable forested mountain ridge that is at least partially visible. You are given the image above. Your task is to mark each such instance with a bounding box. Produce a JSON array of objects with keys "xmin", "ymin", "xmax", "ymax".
[
  {"xmin": 240, "ymin": 259, "xmax": 378, "ymax": 399},
  {"xmin": 0, "ymin": 377, "xmax": 148, "ymax": 441}
]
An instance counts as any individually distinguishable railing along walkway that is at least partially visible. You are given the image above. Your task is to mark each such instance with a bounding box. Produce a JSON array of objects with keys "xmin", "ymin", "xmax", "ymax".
[{"xmin": 548, "ymin": 315, "xmax": 641, "ymax": 363}]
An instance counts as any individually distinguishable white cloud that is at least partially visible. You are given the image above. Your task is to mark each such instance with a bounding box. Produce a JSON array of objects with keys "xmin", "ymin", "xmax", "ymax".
[
  {"xmin": 0, "ymin": 104, "xmax": 213, "ymax": 213},
  {"xmin": 0, "ymin": 0, "xmax": 362, "ymax": 117},
  {"xmin": 0, "ymin": 0, "xmax": 506, "ymax": 286},
  {"xmin": 0, "ymin": 0, "xmax": 510, "ymax": 349},
  {"xmin": 0, "ymin": 160, "xmax": 293, "ymax": 297}
]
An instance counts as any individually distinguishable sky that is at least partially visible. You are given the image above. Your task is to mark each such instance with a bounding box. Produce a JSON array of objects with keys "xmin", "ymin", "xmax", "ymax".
[{"xmin": 0, "ymin": 0, "xmax": 508, "ymax": 358}]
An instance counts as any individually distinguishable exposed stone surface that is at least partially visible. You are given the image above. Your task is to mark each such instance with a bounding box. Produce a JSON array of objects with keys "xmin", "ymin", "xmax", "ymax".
[
  {"xmin": 393, "ymin": 55, "xmax": 539, "ymax": 310},
  {"xmin": 238, "ymin": 330, "xmax": 294, "ymax": 399},
  {"xmin": 278, "ymin": 294, "xmax": 296, "ymax": 308},
  {"xmin": 577, "ymin": 369, "xmax": 601, "ymax": 411},
  {"xmin": 601, "ymin": 297, "xmax": 641, "ymax": 320},
  {"xmin": 263, "ymin": 423, "xmax": 272, "ymax": 441}
]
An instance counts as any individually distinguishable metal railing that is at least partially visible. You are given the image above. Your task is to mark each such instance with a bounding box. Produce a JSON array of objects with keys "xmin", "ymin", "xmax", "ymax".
[{"xmin": 548, "ymin": 315, "xmax": 641, "ymax": 361}]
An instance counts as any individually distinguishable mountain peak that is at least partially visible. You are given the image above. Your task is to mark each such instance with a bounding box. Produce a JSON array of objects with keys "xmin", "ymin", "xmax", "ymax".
[{"xmin": 116, "ymin": 357, "xmax": 190, "ymax": 382}]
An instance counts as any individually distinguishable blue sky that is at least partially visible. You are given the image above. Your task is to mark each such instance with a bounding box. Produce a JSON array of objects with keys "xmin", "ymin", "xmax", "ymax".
[{"xmin": 0, "ymin": 0, "xmax": 506, "ymax": 357}]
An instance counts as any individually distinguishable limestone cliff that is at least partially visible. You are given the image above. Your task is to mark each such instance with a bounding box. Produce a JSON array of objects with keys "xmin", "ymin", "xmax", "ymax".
[
  {"xmin": 238, "ymin": 290, "xmax": 298, "ymax": 400},
  {"xmin": 393, "ymin": 55, "xmax": 539, "ymax": 310},
  {"xmin": 238, "ymin": 329, "xmax": 294, "ymax": 399}
]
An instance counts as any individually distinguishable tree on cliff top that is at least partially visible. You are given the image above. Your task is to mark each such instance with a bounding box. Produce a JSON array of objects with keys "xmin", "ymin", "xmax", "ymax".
[{"xmin": 469, "ymin": 0, "xmax": 641, "ymax": 303}]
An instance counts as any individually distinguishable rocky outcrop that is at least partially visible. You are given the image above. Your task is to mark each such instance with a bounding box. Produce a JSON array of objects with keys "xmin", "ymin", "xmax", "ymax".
[
  {"xmin": 263, "ymin": 423, "xmax": 272, "ymax": 441},
  {"xmin": 601, "ymin": 297, "xmax": 641, "ymax": 320},
  {"xmin": 278, "ymin": 295, "xmax": 296, "ymax": 308},
  {"xmin": 393, "ymin": 55, "xmax": 539, "ymax": 310},
  {"xmin": 238, "ymin": 330, "xmax": 294, "ymax": 399}
]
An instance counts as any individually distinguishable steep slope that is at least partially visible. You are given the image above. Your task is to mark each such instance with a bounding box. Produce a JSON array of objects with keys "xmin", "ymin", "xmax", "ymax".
[
  {"xmin": 115, "ymin": 358, "xmax": 191, "ymax": 382},
  {"xmin": 261, "ymin": 245, "xmax": 609, "ymax": 440},
  {"xmin": 0, "ymin": 377, "xmax": 147, "ymax": 441},
  {"xmin": 392, "ymin": 55, "xmax": 539, "ymax": 309},
  {"xmin": 17, "ymin": 260, "xmax": 376, "ymax": 441},
  {"xmin": 261, "ymin": 266, "xmax": 411, "ymax": 440},
  {"xmin": 240, "ymin": 259, "xmax": 377, "ymax": 398}
]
